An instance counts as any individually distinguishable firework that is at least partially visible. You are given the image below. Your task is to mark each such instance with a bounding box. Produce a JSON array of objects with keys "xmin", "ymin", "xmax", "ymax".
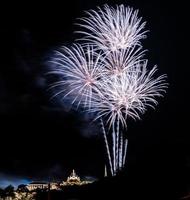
[
  {"xmin": 100, "ymin": 45, "xmax": 146, "ymax": 78},
  {"xmin": 47, "ymin": 44, "xmax": 103, "ymax": 108},
  {"xmin": 88, "ymin": 61, "xmax": 167, "ymax": 173},
  {"xmin": 77, "ymin": 4, "xmax": 147, "ymax": 52},
  {"xmin": 89, "ymin": 62, "xmax": 167, "ymax": 128},
  {"xmin": 48, "ymin": 4, "xmax": 168, "ymax": 176}
]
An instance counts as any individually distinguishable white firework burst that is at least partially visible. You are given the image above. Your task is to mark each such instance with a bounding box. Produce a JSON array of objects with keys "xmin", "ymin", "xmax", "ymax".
[
  {"xmin": 89, "ymin": 61, "xmax": 167, "ymax": 128},
  {"xmin": 102, "ymin": 46, "xmax": 146, "ymax": 77},
  {"xmin": 77, "ymin": 4, "xmax": 147, "ymax": 52},
  {"xmin": 47, "ymin": 44, "xmax": 103, "ymax": 108}
]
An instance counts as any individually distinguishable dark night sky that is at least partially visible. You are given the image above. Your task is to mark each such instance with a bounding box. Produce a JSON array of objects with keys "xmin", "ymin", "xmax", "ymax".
[{"xmin": 0, "ymin": 0, "xmax": 189, "ymax": 197}]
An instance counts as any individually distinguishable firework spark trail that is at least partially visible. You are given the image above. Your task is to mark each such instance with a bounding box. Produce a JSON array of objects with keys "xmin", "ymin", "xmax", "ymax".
[
  {"xmin": 100, "ymin": 118, "xmax": 113, "ymax": 176},
  {"xmin": 116, "ymin": 116, "xmax": 119, "ymax": 170},
  {"xmin": 77, "ymin": 4, "xmax": 147, "ymax": 52},
  {"xmin": 112, "ymin": 122, "xmax": 116, "ymax": 174},
  {"xmin": 119, "ymin": 130, "xmax": 123, "ymax": 169},
  {"xmin": 123, "ymin": 138, "xmax": 128, "ymax": 166}
]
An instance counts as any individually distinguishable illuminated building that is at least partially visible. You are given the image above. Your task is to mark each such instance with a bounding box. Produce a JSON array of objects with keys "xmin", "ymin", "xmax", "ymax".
[
  {"xmin": 61, "ymin": 169, "xmax": 93, "ymax": 186},
  {"xmin": 26, "ymin": 182, "xmax": 48, "ymax": 191},
  {"xmin": 49, "ymin": 182, "xmax": 59, "ymax": 190},
  {"xmin": 26, "ymin": 182, "xmax": 59, "ymax": 191}
]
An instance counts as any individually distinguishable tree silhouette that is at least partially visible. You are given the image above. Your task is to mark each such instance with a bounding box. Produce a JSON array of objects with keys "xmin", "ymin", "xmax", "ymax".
[
  {"xmin": 4, "ymin": 185, "xmax": 15, "ymax": 199},
  {"xmin": 17, "ymin": 185, "xmax": 29, "ymax": 193},
  {"xmin": 0, "ymin": 188, "xmax": 5, "ymax": 199}
]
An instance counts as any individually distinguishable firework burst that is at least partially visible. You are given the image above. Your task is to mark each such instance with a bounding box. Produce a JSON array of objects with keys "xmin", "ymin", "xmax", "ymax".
[
  {"xmin": 77, "ymin": 4, "xmax": 147, "ymax": 51},
  {"xmin": 101, "ymin": 45, "xmax": 146, "ymax": 77},
  {"xmin": 89, "ymin": 61, "xmax": 167, "ymax": 128},
  {"xmin": 47, "ymin": 44, "xmax": 103, "ymax": 108},
  {"xmin": 88, "ymin": 61, "xmax": 167, "ymax": 173}
]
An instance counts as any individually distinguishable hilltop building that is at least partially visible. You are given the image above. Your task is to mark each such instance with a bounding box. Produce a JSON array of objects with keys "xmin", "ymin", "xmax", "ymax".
[{"xmin": 61, "ymin": 169, "xmax": 92, "ymax": 186}]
